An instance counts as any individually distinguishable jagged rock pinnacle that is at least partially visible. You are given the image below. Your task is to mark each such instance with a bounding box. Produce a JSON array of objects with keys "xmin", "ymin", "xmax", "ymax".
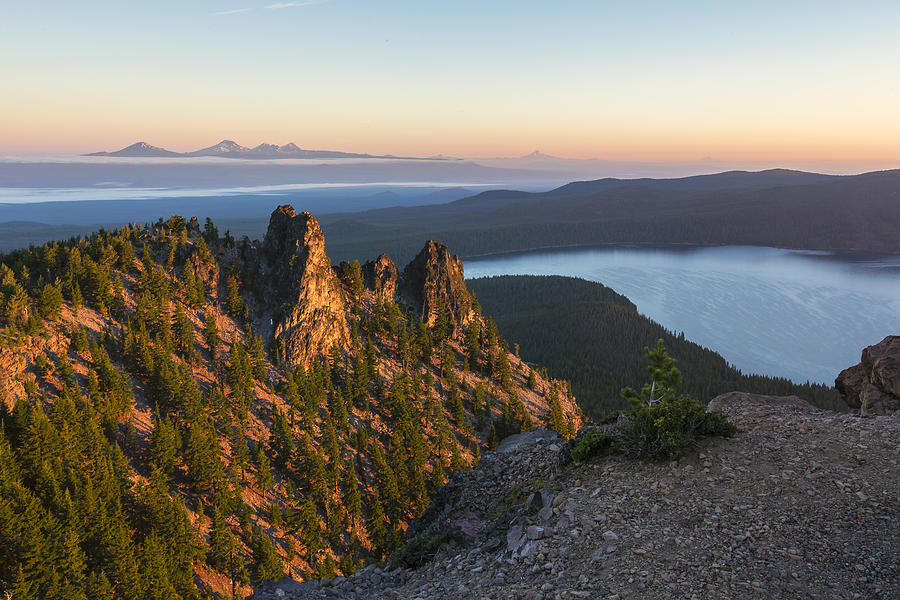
[
  {"xmin": 399, "ymin": 240, "xmax": 472, "ymax": 330},
  {"xmin": 362, "ymin": 253, "xmax": 399, "ymax": 304},
  {"xmin": 264, "ymin": 205, "xmax": 349, "ymax": 367}
]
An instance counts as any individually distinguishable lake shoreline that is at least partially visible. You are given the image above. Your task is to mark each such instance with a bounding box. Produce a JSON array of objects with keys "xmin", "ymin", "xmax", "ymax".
[{"xmin": 465, "ymin": 246, "xmax": 900, "ymax": 386}]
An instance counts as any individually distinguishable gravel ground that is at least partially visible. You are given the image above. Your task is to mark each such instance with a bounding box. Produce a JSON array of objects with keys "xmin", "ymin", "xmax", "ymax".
[{"xmin": 252, "ymin": 394, "xmax": 899, "ymax": 600}]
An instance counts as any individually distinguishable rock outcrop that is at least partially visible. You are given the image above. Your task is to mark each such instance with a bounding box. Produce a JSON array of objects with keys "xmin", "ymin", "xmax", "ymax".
[
  {"xmin": 835, "ymin": 335, "xmax": 900, "ymax": 414},
  {"xmin": 398, "ymin": 240, "xmax": 472, "ymax": 330},
  {"xmin": 362, "ymin": 253, "xmax": 399, "ymax": 304},
  {"xmin": 263, "ymin": 205, "xmax": 349, "ymax": 367}
]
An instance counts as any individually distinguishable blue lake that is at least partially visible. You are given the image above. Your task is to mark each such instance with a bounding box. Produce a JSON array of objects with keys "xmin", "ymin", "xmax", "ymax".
[{"xmin": 465, "ymin": 246, "xmax": 900, "ymax": 385}]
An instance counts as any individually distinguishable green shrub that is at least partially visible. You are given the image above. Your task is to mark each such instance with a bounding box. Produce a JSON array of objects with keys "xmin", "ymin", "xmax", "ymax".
[
  {"xmin": 389, "ymin": 533, "xmax": 449, "ymax": 569},
  {"xmin": 575, "ymin": 339, "xmax": 739, "ymax": 462},
  {"xmin": 571, "ymin": 429, "xmax": 621, "ymax": 461},
  {"xmin": 620, "ymin": 394, "xmax": 737, "ymax": 460},
  {"xmin": 597, "ymin": 409, "xmax": 627, "ymax": 425}
]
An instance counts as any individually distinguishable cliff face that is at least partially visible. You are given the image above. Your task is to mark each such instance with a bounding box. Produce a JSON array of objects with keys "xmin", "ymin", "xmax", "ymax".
[
  {"xmin": 836, "ymin": 335, "xmax": 900, "ymax": 414},
  {"xmin": 263, "ymin": 205, "xmax": 349, "ymax": 367},
  {"xmin": 399, "ymin": 240, "xmax": 472, "ymax": 331}
]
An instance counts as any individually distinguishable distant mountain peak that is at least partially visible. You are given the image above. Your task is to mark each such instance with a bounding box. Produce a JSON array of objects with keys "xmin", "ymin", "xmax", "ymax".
[
  {"xmin": 522, "ymin": 150, "xmax": 557, "ymax": 159},
  {"xmin": 85, "ymin": 139, "xmax": 418, "ymax": 160},
  {"xmin": 85, "ymin": 141, "xmax": 181, "ymax": 157}
]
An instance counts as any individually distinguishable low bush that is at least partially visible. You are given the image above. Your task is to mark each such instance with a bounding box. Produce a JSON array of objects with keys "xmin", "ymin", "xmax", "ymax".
[
  {"xmin": 573, "ymin": 339, "xmax": 739, "ymax": 462},
  {"xmin": 389, "ymin": 533, "xmax": 449, "ymax": 569},
  {"xmin": 619, "ymin": 394, "xmax": 738, "ymax": 460},
  {"xmin": 571, "ymin": 428, "xmax": 621, "ymax": 461}
]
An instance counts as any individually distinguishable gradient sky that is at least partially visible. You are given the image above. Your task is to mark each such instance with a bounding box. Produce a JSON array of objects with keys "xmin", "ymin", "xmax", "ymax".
[{"xmin": 2, "ymin": 1, "xmax": 899, "ymax": 164}]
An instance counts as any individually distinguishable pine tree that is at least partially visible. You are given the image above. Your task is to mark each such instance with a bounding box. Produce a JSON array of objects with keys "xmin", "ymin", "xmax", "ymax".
[
  {"xmin": 208, "ymin": 504, "xmax": 234, "ymax": 571},
  {"xmin": 254, "ymin": 443, "xmax": 273, "ymax": 493},
  {"xmin": 371, "ymin": 444, "xmax": 400, "ymax": 522},
  {"xmin": 547, "ymin": 390, "xmax": 567, "ymax": 438},
  {"xmin": 298, "ymin": 496, "xmax": 322, "ymax": 559},
  {"xmin": 226, "ymin": 430, "xmax": 248, "ymax": 488},
  {"xmin": 203, "ymin": 311, "xmax": 219, "ymax": 356},
  {"xmin": 148, "ymin": 412, "xmax": 177, "ymax": 477},
  {"xmin": 348, "ymin": 259, "xmax": 364, "ymax": 298},
  {"xmin": 38, "ymin": 282, "xmax": 64, "ymax": 320},
  {"xmin": 268, "ymin": 408, "xmax": 294, "ymax": 470},
  {"xmin": 465, "ymin": 319, "xmax": 481, "ymax": 367},
  {"xmin": 140, "ymin": 532, "xmax": 179, "ymax": 600},
  {"xmin": 172, "ymin": 304, "xmax": 197, "ymax": 364},
  {"xmin": 366, "ymin": 487, "xmax": 389, "ymax": 556},
  {"xmin": 344, "ymin": 459, "xmax": 362, "ymax": 527},
  {"xmin": 225, "ymin": 276, "xmax": 245, "ymax": 319},
  {"xmin": 622, "ymin": 338, "xmax": 683, "ymax": 406},
  {"xmin": 251, "ymin": 527, "xmax": 284, "ymax": 582},
  {"xmin": 185, "ymin": 421, "xmax": 223, "ymax": 495}
]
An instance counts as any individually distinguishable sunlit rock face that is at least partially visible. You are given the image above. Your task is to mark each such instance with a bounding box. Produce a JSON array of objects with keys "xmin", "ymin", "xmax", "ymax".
[{"xmin": 264, "ymin": 205, "xmax": 349, "ymax": 367}]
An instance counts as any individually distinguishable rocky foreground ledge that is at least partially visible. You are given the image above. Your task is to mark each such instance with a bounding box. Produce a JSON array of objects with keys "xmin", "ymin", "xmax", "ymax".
[{"xmin": 252, "ymin": 394, "xmax": 899, "ymax": 600}]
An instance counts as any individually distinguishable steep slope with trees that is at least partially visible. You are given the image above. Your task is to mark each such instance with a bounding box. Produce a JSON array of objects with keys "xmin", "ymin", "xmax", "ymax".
[
  {"xmin": 467, "ymin": 275, "xmax": 843, "ymax": 416},
  {"xmin": 0, "ymin": 208, "xmax": 580, "ymax": 599}
]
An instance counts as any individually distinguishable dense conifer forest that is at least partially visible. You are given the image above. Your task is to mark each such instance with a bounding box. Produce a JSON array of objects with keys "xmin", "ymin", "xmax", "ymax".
[
  {"xmin": 0, "ymin": 216, "xmax": 578, "ymax": 599},
  {"xmin": 468, "ymin": 275, "xmax": 844, "ymax": 417}
]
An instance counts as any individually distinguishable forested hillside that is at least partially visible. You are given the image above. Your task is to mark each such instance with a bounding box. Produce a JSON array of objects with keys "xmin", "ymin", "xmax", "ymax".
[
  {"xmin": 320, "ymin": 169, "xmax": 900, "ymax": 264},
  {"xmin": 0, "ymin": 211, "xmax": 579, "ymax": 599},
  {"xmin": 468, "ymin": 275, "xmax": 844, "ymax": 417}
]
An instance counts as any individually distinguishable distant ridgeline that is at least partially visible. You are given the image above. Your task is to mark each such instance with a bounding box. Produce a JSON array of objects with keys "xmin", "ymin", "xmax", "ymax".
[
  {"xmin": 467, "ymin": 275, "xmax": 844, "ymax": 418},
  {"xmin": 320, "ymin": 168, "xmax": 900, "ymax": 265},
  {"xmin": 0, "ymin": 208, "xmax": 580, "ymax": 599}
]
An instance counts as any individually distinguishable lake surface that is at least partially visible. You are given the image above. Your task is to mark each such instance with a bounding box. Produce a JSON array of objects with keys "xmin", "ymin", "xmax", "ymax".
[{"xmin": 465, "ymin": 246, "xmax": 900, "ymax": 385}]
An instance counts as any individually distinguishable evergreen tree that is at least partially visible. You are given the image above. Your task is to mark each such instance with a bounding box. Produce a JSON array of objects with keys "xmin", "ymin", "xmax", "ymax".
[
  {"xmin": 172, "ymin": 304, "xmax": 197, "ymax": 364},
  {"xmin": 268, "ymin": 408, "xmax": 294, "ymax": 470},
  {"xmin": 547, "ymin": 390, "xmax": 567, "ymax": 438},
  {"xmin": 140, "ymin": 532, "xmax": 179, "ymax": 600},
  {"xmin": 344, "ymin": 459, "xmax": 362, "ymax": 527},
  {"xmin": 298, "ymin": 496, "xmax": 322, "ymax": 559},
  {"xmin": 251, "ymin": 527, "xmax": 284, "ymax": 582},
  {"xmin": 148, "ymin": 412, "xmax": 177, "ymax": 477},
  {"xmin": 203, "ymin": 311, "xmax": 219, "ymax": 356},
  {"xmin": 465, "ymin": 319, "xmax": 481, "ymax": 367},
  {"xmin": 254, "ymin": 444, "xmax": 273, "ymax": 493},
  {"xmin": 38, "ymin": 282, "xmax": 63, "ymax": 320},
  {"xmin": 348, "ymin": 260, "xmax": 364, "ymax": 298},
  {"xmin": 230, "ymin": 428, "xmax": 251, "ymax": 484},
  {"xmin": 208, "ymin": 504, "xmax": 234, "ymax": 571}
]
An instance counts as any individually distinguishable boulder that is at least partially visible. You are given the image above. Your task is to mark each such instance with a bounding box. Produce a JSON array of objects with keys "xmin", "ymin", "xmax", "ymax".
[
  {"xmin": 496, "ymin": 428, "xmax": 560, "ymax": 454},
  {"xmin": 835, "ymin": 336, "xmax": 900, "ymax": 414}
]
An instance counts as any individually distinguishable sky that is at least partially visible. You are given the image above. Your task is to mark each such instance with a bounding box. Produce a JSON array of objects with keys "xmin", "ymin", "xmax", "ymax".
[{"xmin": 2, "ymin": 0, "xmax": 900, "ymax": 167}]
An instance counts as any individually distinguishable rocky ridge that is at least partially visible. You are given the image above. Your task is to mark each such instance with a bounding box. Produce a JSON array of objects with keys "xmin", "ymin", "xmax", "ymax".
[
  {"xmin": 251, "ymin": 394, "xmax": 899, "ymax": 600},
  {"xmin": 0, "ymin": 206, "xmax": 585, "ymax": 598}
]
